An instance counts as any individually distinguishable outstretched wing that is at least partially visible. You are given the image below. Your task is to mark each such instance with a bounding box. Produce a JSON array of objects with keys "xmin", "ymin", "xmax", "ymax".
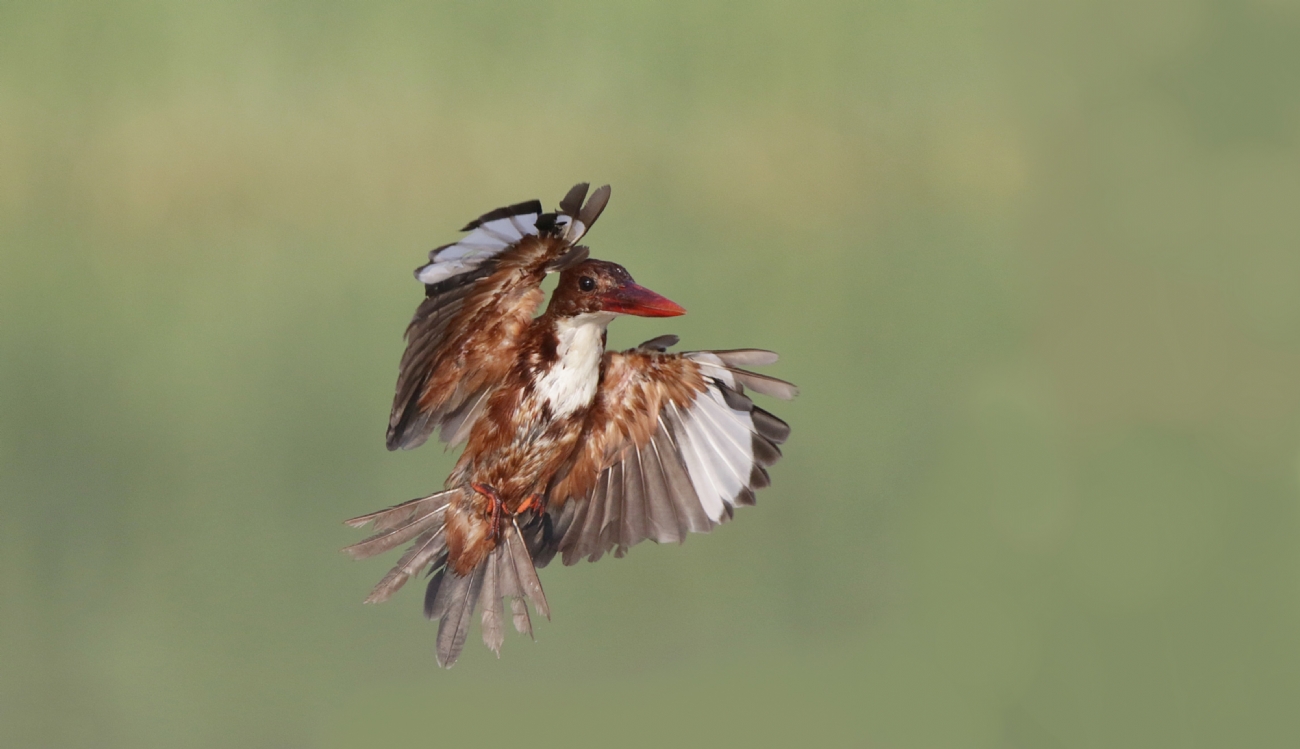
[
  {"xmin": 543, "ymin": 338, "xmax": 797, "ymax": 565},
  {"xmin": 387, "ymin": 183, "xmax": 612, "ymax": 450}
]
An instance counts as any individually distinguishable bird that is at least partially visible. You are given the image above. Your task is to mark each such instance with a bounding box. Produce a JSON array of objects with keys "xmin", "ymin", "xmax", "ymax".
[{"xmin": 344, "ymin": 183, "xmax": 797, "ymax": 667}]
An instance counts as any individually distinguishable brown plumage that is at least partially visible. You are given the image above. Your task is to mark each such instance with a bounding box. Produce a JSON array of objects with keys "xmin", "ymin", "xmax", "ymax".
[{"xmin": 345, "ymin": 183, "xmax": 797, "ymax": 667}]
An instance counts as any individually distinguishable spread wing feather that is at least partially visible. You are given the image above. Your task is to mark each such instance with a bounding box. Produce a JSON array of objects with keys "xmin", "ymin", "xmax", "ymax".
[
  {"xmin": 387, "ymin": 184, "xmax": 612, "ymax": 451},
  {"xmin": 550, "ymin": 343, "xmax": 796, "ymax": 565}
]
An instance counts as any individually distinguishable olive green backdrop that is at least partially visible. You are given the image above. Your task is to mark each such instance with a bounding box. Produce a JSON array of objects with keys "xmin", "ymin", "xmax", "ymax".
[{"xmin": 3, "ymin": 1, "xmax": 1298, "ymax": 747}]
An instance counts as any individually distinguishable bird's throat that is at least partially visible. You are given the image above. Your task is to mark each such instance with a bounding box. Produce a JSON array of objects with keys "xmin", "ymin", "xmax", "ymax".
[{"xmin": 534, "ymin": 313, "xmax": 612, "ymax": 417}]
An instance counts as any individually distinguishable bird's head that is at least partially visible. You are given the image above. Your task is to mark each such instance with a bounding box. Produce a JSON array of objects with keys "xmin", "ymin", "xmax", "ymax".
[{"xmin": 546, "ymin": 259, "xmax": 686, "ymax": 320}]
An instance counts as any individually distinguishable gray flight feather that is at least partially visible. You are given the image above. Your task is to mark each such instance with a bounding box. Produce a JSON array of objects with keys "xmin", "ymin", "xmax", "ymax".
[
  {"xmin": 480, "ymin": 553, "xmax": 504, "ymax": 656},
  {"xmin": 364, "ymin": 530, "xmax": 448, "ymax": 604},
  {"xmin": 656, "ymin": 418, "xmax": 714, "ymax": 533},
  {"xmin": 708, "ymin": 349, "xmax": 780, "ymax": 367},
  {"xmin": 595, "ymin": 461, "xmax": 624, "ymax": 561},
  {"xmin": 493, "ymin": 544, "xmax": 532, "ymax": 637},
  {"xmin": 504, "ymin": 521, "xmax": 549, "ymax": 619},
  {"xmin": 725, "ymin": 370, "xmax": 800, "ymax": 400},
  {"xmin": 750, "ymin": 407, "xmax": 791, "ymax": 443},
  {"xmin": 439, "ymin": 389, "xmax": 491, "ymax": 446},
  {"xmin": 428, "ymin": 565, "xmax": 466, "ymax": 623},
  {"xmin": 342, "ymin": 503, "xmax": 450, "ymax": 560},
  {"xmin": 510, "ymin": 598, "xmax": 533, "ymax": 639},
  {"xmin": 639, "ymin": 434, "xmax": 684, "ymax": 543},
  {"xmin": 558, "ymin": 183, "xmax": 589, "ymax": 218},
  {"xmin": 620, "ymin": 447, "xmax": 649, "ymax": 552},
  {"xmin": 751, "ymin": 435, "xmax": 783, "ymax": 467},
  {"xmin": 565, "ymin": 469, "xmax": 607, "ymax": 565},
  {"xmin": 434, "ymin": 566, "xmax": 484, "ymax": 668},
  {"xmin": 577, "ymin": 185, "xmax": 611, "ymax": 229},
  {"xmin": 637, "ymin": 334, "xmax": 680, "ymax": 352},
  {"xmin": 343, "ymin": 489, "xmax": 454, "ymax": 531},
  {"xmin": 423, "ymin": 565, "xmax": 446, "ymax": 620}
]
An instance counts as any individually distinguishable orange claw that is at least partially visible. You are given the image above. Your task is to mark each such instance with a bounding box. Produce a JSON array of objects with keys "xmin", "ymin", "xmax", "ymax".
[
  {"xmin": 472, "ymin": 483, "xmax": 505, "ymax": 542},
  {"xmin": 471, "ymin": 482, "xmax": 501, "ymax": 503}
]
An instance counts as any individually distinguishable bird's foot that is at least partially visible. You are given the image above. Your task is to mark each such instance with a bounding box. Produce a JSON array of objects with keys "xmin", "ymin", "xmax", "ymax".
[
  {"xmin": 514, "ymin": 494, "xmax": 545, "ymax": 518},
  {"xmin": 471, "ymin": 485, "xmax": 544, "ymax": 543}
]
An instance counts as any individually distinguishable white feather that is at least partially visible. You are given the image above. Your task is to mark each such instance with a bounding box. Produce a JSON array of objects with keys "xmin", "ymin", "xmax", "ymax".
[
  {"xmin": 506, "ymin": 215, "xmax": 533, "ymax": 238},
  {"xmin": 668, "ymin": 384, "xmax": 758, "ymax": 523},
  {"xmin": 478, "ymin": 216, "xmax": 529, "ymax": 242},
  {"xmin": 688, "ymin": 408, "xmax": 746, "ymax": 505},
  {"xmin": 414, "ymin": 212, "xmax": 540, "ymax": 285},
  {"xmin": 417, "ymin": 259, "xmax": 477, "ymax": 285},
  {"xmin": 534, "ymin": 312, "xmax": 613, "ymax": 417},
  {"xmin": 695, "ymin": 389, "xmax": 751, "ymax": 460},
  {"xmin": 669, "ymin": 401, "xmax": 729, "ymax": 522},
  {"xmin": 689, "ymin": 353, "xmax": 738, "ymax": 389},
  {"xmin": 693, "ymin": 390, "xmax": 755, "ymax": 488}
]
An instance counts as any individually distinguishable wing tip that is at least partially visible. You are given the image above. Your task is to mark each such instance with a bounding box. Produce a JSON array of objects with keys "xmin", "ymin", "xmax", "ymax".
[
  {"xmin": 559, "ymin": 182, "xmax": 590, "ymax": 217},
  {"xmin": 459, "ymin": 199, "xmax": 545, "ymax": 232},
  {"xmin": 636, "ymin": 334, "xmax": 681, "ymax": 352}
]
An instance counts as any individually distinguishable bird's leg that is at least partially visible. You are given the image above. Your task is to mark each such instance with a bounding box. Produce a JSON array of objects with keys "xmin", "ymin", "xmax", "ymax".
[{"xmin": 471, "ymin": 482, "xmax": 506, "ymax": 543}]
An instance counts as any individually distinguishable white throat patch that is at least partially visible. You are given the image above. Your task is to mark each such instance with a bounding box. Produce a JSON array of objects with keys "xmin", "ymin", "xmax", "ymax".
[{"xmin": 535, "ymin": 312, "xmax": 614, "ymax": 416}]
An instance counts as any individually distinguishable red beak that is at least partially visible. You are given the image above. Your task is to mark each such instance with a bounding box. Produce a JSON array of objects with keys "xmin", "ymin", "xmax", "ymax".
[{"xmin": 601, "ymin": 282, "xmax": 686, "ymax": 317}]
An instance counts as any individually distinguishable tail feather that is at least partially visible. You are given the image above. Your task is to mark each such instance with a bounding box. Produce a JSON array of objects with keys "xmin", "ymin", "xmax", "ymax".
[
  {"xmin": 434, "ymin": 565, "xmax": 484, "ymax": 668},
  {"xmin": 504, "ymin": 520, "xmax": 550, "ymax": 619},
  {"xmin": 423, "ymin": 566, "xmax": 446, "ymax": 619},
  {"xmin": 479, "ymin": 553, "xmax": 504, "ymax": 656},
  {"xmin": 344, "ymin": 489, "xmax": 454, "ymax": 531},
  {"xmin": 342, "ymin": 490, "xmax": 454, "ymax": 560},
  {"xmin": 510, "ymin": 598, "xmax": 533, "ymax": 638},
  {"xmin": 364, "ymin": 531, "xmax": 448, "ymax": 604},
  {"xmin": 348, "ymin": 492, "xmax": 551, "ymax": 668},
  {"xmin": 429, "ymin": 532, "xmax": 550, "ymax": 667},
  {"xmin": 495, "ymin": 537, "xmax": 534, "ymax": 637}
]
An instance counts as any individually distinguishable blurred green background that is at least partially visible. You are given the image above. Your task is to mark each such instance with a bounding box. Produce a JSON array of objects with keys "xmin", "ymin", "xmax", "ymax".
[{"xmin": 3, "ymin": 1, "xmax": 1299, "ymax": 746}]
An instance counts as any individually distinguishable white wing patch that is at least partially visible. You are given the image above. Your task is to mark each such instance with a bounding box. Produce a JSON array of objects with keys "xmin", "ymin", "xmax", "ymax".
[
  {"xmin": 561, "ymin": 217, "xmax": 586, "ymax": 244},
  {"xmin": 415, "ymin": 213, "xmax": 542, "ymax": 285},
  {"xmin": 669, "ymin": 389, "xmax": 755, "ymax": 522}
]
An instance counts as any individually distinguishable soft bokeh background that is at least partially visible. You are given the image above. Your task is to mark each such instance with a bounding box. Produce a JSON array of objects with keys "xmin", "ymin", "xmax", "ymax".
[{"xmin": 3, "ymin": 1, "xmax": 1299, "ymax": 746}]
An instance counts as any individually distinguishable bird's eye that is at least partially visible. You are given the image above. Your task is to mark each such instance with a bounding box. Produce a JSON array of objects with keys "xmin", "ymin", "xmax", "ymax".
[{"xmin": 578, "ymin": 276, "xmax": 596, "ymax": 292}]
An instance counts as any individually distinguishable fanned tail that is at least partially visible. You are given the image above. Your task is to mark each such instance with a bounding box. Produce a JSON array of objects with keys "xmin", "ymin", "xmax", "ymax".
[
  {"xmin": 348, "ymin": 492, "xmax": 550, "ymax": 668},
  {"xmin": 425, "ymin": 518, "xmax": 550, "ymax": 667}
]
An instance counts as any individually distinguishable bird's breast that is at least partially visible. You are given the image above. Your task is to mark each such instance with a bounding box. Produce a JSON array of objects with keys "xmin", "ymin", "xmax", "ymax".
[{"xmin": 531, "ymin": 313, "xmax": 611, "ymax": 417}]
